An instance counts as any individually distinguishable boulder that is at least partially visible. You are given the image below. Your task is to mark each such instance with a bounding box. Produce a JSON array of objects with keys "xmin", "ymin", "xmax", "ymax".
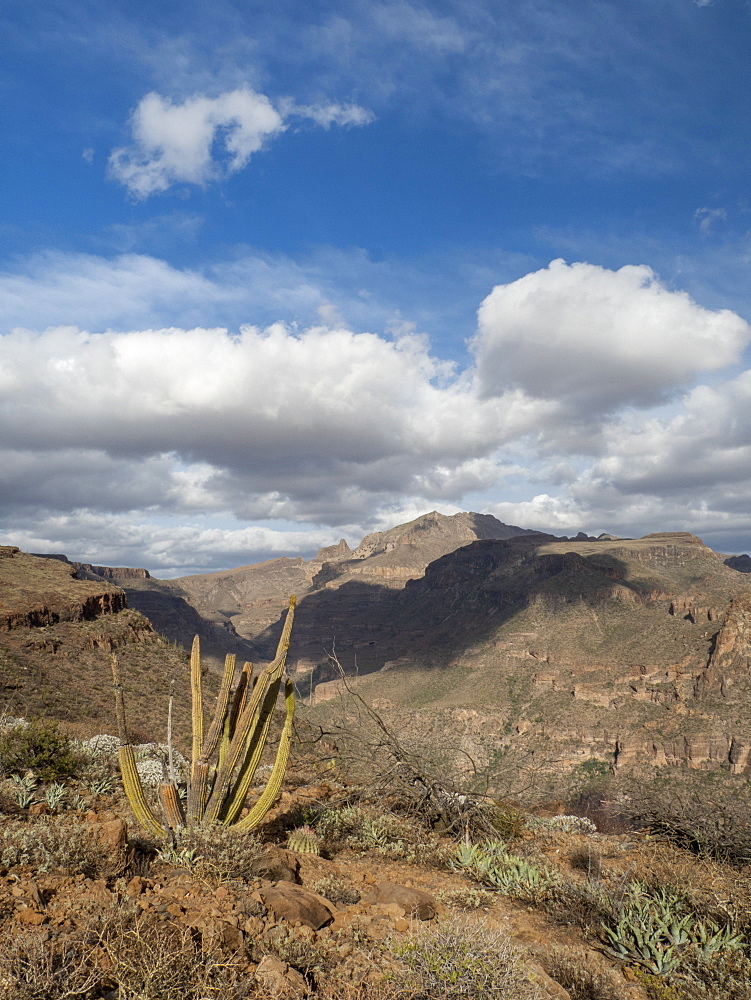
[
  {"xmin": 256, "ymin": 954, "xmax": 308, "ymax": 995},
  {"xmin": 259, "ymin": 882, "xmax": 336, "ymax": 930}
]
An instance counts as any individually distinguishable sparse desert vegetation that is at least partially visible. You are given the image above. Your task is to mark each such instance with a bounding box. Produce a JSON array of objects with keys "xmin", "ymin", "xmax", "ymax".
[{"xmin": 1, "ymin": 699, "xmax": 751, "ymax": 1000}]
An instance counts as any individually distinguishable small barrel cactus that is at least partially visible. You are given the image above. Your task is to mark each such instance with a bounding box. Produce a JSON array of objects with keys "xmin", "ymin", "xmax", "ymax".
[{"xmin": 286, "ymin": 825, "xmax": 321, "ymax": 855}]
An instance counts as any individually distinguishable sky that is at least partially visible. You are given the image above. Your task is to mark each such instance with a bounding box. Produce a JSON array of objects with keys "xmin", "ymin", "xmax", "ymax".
[{"xmin": 3, "ymin": 0, "xmax": 751, "ymax": 576}]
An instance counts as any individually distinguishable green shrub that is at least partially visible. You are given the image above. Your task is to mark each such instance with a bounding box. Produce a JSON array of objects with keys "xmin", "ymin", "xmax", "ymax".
[{"xmin": 0, "ymin": 719, "xmax": 84, "ymax": 781}]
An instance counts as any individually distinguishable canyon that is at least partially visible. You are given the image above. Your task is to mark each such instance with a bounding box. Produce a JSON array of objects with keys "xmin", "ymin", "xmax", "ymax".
[{"xmin": 9, "ymin": 511, "xmax": 751, "ymax": 787}]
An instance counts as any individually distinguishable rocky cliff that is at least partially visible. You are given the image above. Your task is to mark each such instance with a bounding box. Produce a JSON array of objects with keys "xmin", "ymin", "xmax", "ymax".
[
  {"xmin": 90, "ymin": 511, "xmax": 536, "ymax": 665},
  {"xmin": 301, "ymin": 530, "xmax": 751, "ymax": 782},
  {"xmin": 0, "ymin": 547, "xmax": 196, "ymax": 744},
  {"xmin": 28, "ymin": 512, "xmax": 751, "ymax": 781}
]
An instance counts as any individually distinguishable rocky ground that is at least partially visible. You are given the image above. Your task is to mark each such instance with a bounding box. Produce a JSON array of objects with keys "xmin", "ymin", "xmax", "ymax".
[{"xmin": 2, "ymin": 734, "xmax": 751, "ymax": 1000}]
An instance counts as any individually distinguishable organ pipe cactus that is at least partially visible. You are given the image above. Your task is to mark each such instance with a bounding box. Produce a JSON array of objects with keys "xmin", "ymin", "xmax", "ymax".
[{"xmin": 111, "ymin": 596, "xmax": 297, "ymax": 836}]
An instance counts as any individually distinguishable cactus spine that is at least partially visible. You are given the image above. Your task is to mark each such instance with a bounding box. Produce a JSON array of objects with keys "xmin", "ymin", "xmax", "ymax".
[{"xmin": 112, "ymin": 596, "xmax": 297, "ymax": 836}]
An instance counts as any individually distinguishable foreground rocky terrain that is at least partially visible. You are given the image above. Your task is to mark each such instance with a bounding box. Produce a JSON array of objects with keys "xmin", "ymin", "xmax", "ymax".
[{"xmin": 2, "ymin": 719, "xmax": 751, "ymax": 1000}]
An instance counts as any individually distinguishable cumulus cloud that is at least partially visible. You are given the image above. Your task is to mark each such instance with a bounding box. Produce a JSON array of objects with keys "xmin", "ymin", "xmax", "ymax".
[
  {"xmin": 473, "ymin": 259, "xmax": 750, "ymax": 414},
  {"xmin": 3, "ymin": 252, "xmax": 751, "ymax": 568},
  {"xmin": 0, "ymin": 512, "xmax": 338, "ymax": 577},
  {"xmin": 109, "ymin": 87, "xmax": 372, "ymax": 198},
  {"xmin": 0, "ymin": 322, "xmax": 526, "ymax": 535}
]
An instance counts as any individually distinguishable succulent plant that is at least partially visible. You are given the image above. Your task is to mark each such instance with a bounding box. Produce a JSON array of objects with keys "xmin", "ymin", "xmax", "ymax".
[
  {"xmin": 112, "ymin": 596, "xmax": 297, "ymax": 837},
  {"xmin": 601, "ymin": 881, "xmax": 745, "ymax": 976},
  {"xmin": 43, "ymin": 781, "xmax": 66, "ymax": 809},
  {"xmin": 453, "ymin": 840, "xmax": 560, "ymax": 899},
  {"xmin": 11, "ymin": 772, "xmax": 37, "ymax": 809},
  {"xmin": 286, "ymin": 824, "xmax": 321, "ymax": 854}
]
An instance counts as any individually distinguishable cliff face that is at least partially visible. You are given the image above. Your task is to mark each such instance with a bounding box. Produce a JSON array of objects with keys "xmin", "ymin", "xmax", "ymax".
[
  {"xmin": 32, "ymin": 515, "xmax": 751, "ymax": 779},
  {"xmin": 93, "ymin": 511, "xmax": 535, "ymax": 663},
  {"xmin": 302, "ymin": 531, "xmax": 751, "ymax": 779},
  {"xmin": 1, "ymin": 547, "xmax": 128, "ymax": 631},
  {"xmin": 0, "ymin": 547, "xmax": 194, "ymax": 743}
]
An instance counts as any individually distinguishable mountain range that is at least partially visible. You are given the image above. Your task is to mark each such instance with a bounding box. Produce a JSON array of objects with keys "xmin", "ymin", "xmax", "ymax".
[{"xmin": 9, "ymin": 509, "xmax": 751, "ymax": 790}]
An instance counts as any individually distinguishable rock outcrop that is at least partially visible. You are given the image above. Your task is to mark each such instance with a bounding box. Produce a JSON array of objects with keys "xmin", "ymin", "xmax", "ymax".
[
  {"xmin": 0, "ymin": 547, "xmax": 196, "ymax": 742},
  {"xmin": 300, "ymin": 530, "xmax": 751, "ymax": 779}
]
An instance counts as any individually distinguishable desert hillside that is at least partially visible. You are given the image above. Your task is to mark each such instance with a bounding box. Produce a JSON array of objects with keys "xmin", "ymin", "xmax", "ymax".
[
  {"xmin": 0, "ymin": 546, "xmax": 197, "ymax": 745},
  {"xmin": 30, "ymin": 511, "xmax": 751, "ymax": 787}
]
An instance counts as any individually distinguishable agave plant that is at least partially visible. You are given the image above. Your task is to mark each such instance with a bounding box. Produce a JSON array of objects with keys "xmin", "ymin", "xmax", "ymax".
[
  {"xmin": 453, "ymin": 840, "xmax": 560, "ymax": 899},
  {"xmin": 111, "ymin": 596, "xmax": 296, "ymax": 837},
  {"xmin": 601, "ymin": 882, "xmax": 745, "ymax": 976}
]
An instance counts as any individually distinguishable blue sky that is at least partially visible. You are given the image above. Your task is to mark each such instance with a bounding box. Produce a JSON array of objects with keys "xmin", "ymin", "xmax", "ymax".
[{"xmin": 3, "ymin": 0, "xmax": 751, "ymax": 575}]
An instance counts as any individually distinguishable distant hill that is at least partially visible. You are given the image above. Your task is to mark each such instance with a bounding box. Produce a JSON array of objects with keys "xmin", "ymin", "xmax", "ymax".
[
  {"xmin": 67, "ymin": 511, "xmax": 539, "ymax": 667},
  {"xmin": 725, "ymin": 553, "xmax": 751, "ymax": 573},
  {"xmin": 23, "ymin": 514, "xmax": 751, "ymax": 785},
  {"xmin": 300, "ymin": 530, "xmax": 751, "ymax": 781}
]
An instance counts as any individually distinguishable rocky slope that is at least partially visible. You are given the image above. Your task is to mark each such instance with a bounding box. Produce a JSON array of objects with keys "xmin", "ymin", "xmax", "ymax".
[
  {"xmin": 20, "ymin": 513, "xmax": 751, "ymax": 783},
  {"xmin": 76, "ymin": 511, "xmax": 537, "ymax": 666},
  {"xmin": 301, "ymin": 531, "xmax": 751, "ymax": 784},
  {"xmin": 0, "ymin": 547, "xmax": 196, "ymax": 744}
]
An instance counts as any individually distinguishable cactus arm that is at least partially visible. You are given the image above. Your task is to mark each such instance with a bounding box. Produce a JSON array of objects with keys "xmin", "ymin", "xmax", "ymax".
[
  {"xmin": 219, "ymin": 663, "xmax": 251, "ymax": 770},
  {"xmin": 111, "ymin": 654, "xmax": 167, "ymax": 836},
  {"xmin": 159, "ymin": 781, "xmax": 185, "ymax": 830},
  {"xmin": 200, "ymin": 653, "xmax": 236, "ymax": 764},
  {"xmin": 190, "ymin": 636, "xmax": 203, "ymax": 762},
  {"xmin": 233, "ymin": 678, "xmax": 295, "ymax": 832},
  {"xmin": 220, "ymin": 675, "xmax": 285, "ymax": 824},
  {"xmin": 273, "ymin": 595, "xmax": 296, "ymax": 659},
  {"xmin": 118, "ymin": 745, "xmax": 168, "ymax": 837},
  {"xmin": 187, "ymin": 760, "xmax": 211, "ymax": 826},
  {"xmin": 186, "ymin": 635, "xmax": 207, "ymax": 823}
]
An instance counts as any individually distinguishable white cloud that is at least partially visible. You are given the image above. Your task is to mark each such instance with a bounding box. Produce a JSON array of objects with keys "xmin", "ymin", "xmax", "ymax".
[
  {"xmin": 285, "ymin": 101, "xmax": 375, "ymax": 128},
  {"xmin": 473, "ymin": 259, "xmax": 750, "ymax": 414},
  {"xmin": 109, "ymin": 87, "xmax": 372, "ymax": 198},
  {"xmin": 0, "ymin": 513, "xmax": 337, "ymax": 576},
  {"xmin": 0, "ymin": 321, "xmax": 521, "ymax": 529},
  {"xmin": 4, "ymin": 251, "xmax": 751, "ymax": 568},
  {"xmin": 109, "ymin": 89, "xmax": 284, "ymax": 197}
]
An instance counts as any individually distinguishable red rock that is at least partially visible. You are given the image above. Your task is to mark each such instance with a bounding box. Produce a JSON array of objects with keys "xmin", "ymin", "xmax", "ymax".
[
  {"xmin": 126, "ymin": 876, "xmax": 145, "ymax": 897},
  {"xmin": 259, "ymin": 882, "xmax": 336, "ymax": 930},
  {"xmin": 256, "ymin": 955, "xmax": 307, "ymax": 996},
  {"xmin": 93, "ymin": 817, "xmax": 127, "ymax": 852}
]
